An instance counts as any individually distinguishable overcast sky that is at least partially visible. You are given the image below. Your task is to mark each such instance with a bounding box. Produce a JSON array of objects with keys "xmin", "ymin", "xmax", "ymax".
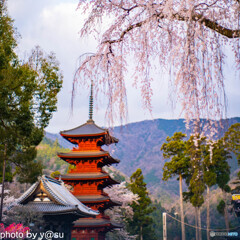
[{"xmin": 7, "ymin": 0, "xmax": 240, "ymax": 133}]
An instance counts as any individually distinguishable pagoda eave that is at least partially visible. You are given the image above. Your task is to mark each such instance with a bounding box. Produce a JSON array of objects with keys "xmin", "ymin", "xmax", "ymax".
[
  {"xmin": 57, "ymin": 155, "xmax": 120, "ymax": 166},
  {"xmin": 73, "ymin": 219, "xmax": 122, "ymax": 229},
  {"xmin": 76, "ymin": 195, "xmax": 109, "ymax": 202},
  {"xmin": 61, "ymin": 175, "xmax": 119, "ymax": 186},
  {"xmin": 91, "ymin": 200, "xmax": 122, "ymax": 211},
  {"xmin": 58, "ymin": 151, "xmax": 109, "ymax": 158},
  {"xmin": 59, "ymin": 119, "xmax": 118, "ymax": 145},
  {"xmin": 60, "ymin": 119, "xmax": 107, "ymax": 136},
  {"xmin": 60, "ymin": 172, "xmax": 108, "ymax": 180},
  {"xmin": 77, "ymin": 196, "xmax": 121, "ymax": 207},
  {"xmin": 61, "ymin": 132, "xmax": 107, "ymax": 138},
  {"xmin": 62, "ymin": 180, "xmax": 119, "ymax": 191}
]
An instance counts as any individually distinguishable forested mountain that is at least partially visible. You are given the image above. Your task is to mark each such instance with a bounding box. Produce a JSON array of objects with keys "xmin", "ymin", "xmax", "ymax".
[
  {"xmin": 36, "ymin": 137, "xmax": 69, "ymax": 176},
  {"xmin": 45, "ymin": 117, "xmax": 240, "ymax": 201}
]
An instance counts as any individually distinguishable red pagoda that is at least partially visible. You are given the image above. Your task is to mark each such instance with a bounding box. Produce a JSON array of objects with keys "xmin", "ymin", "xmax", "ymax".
[{"xmin": 57, "ymin": 84, "xmax": 121, "ymax": 240}]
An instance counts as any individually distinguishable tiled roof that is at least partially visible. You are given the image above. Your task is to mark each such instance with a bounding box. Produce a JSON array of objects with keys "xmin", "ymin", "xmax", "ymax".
[
  {"xmin": 74, "ymin": 195, "xmax": 121, "ymax": 207},
  {"xmin": 17, "ymin": 182, "xmax": 38, "ymax": 204},
  {"xmin": 17, "ymin": 175, "xmax": 99, "ymax": 217},
  {"xmin": 61, "ymin": 172, "xmax": 109, "ymax": 180},
  {"xmin": 60, "ymin": 119, "xmax": 118, "ymax": 144},
  {"xmin": 76, "ymin": 195, "xmax": 110, "ymax": 202},
  {"xmin": 73, "ymin": 218, "xmax": 122, "ymax": 228},
  {"xmin": 20, "ymin": 202, "xmax": 79, "ymax": 214},
  {"xmin": 58, "ymin": 150, "xmax": 109, "ymax": 157},
  {"xmin": 61, "ymin": 173, "xmax": 119, "ymax": 188},
  {"xmin": 60, "ymin": 173, "xmax": 119, "ymax": 184},
  {"xmin": 60, "ymin": 120, "xmax": 107, "ymax": 136},
  {"xmin": 57, "ymin": 151, "xmax": 120, "ymax": 165}
]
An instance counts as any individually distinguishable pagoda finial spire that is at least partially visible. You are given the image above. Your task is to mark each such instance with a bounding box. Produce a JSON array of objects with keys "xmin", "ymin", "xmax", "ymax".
[{"xmin": 89, "ymin": 80, "xmax": 93, "ymax": 120}]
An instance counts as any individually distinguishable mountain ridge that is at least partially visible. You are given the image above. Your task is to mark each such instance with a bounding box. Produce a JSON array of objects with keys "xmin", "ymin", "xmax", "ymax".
[{"xmin": 45, "ymin": 117, "xmax": 240, "ymax": 201}]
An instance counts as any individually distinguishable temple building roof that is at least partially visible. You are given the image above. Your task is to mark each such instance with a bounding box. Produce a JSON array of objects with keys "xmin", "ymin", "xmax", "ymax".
[{"xmin": 17, "ymin": 175, "xmax": 99, "ymax": 217}]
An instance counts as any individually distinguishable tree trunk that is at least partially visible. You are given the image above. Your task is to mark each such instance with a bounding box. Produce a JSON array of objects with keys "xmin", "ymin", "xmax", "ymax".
[
  {"xmin": 0, "ymin": 143, "xmax": 7, "ymax": 223},
  {"xmin": 206, "ymin": 186, "xmax": 210, "ymax": 240},
  {"xmin": 195, "ymin": 207, "xmax": 199, "ymax": 240},
  {"xmin": 140, "ymin": 225, "xmax": 143, "ymax": 240},
  {"xmin": 223, "ymin": 191, "xmax": 229, "ymax": 232},
  {"xmin": 198, "ymin": 207, "xmax": 202, "ymax": 240},
  {"xmin": 179, "ymin": 174, "xmax": 186, "ymax": 240}
]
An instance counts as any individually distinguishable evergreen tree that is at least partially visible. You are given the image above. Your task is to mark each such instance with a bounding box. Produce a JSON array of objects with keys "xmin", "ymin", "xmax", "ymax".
[
  {"xmin": 184, "ymin": 134, "xmax": 206, "ymax": 240},
  {"xmin": 162, "ymin": 131, "xmax": 233, "ymax": 240},
  {"xmin": 225, "ymin": 123, "xmax": 240, "ymax": 218},
  {"xmin": 213, "ymin": 139, "xmax": 231, "ymax": 231},
  {"xmin": 201, "ymin": 138, "xmax": 231, "ymax": 239},
  {"xmin": 0, "ymin": 1, "xmax": 62, "ymax": 183},
  {"xmin": 161, "ymin": 132, "xmax": 190, "ymax": 240},
  {"xmin": 224, "ymin": 123, "xmax": 240, "ymax": 163},
  {"xmin": 127, "ymin": 168, "xmax": 156, "ymax": 240},
  {"xmin": 185, "ymin": 135, "xmax": 231, "ymax": 239},
  {"xmin": 0, "ymin": 0, "xmax": 62, "ymax": 221}
]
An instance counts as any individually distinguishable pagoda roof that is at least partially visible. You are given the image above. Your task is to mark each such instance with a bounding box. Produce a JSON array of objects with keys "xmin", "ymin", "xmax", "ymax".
[
  {"xmin": 61, "ymin": 172, "xmax": 108, "ymax": 179},
  {"xmin": 60, "ymin": 120, "xmax": 113, "ymax": 138},
  {"xmin": 57, "ymin": 150, "xmax": 120, "ymax": 164},
  {"xmin": 60, "ymin": 173, "xmax": 119, "ymax": 188},
  {"xmin": 17, "ymin": 175, "xmax": 99, "ymax": 217},
  {"xmin": 76, "ymin": 195, "xmax": 110, "ymax": 202},
  {"xmin": 60, "ymin": 172, "xmax": 118, "ymax": 183},
  {"xmin": 58, "ymin": 150, "xmax": 110, "ymax": 158},
  {"xmin": 76, "ymin": 195, "xmax": 121, "ymax": 206},
  {"xmin": 73, "ymin": 218, "xmax": 122, "ymax": 228},
  {"xmin": 60, "ymin": 119, "xmax": 118, "ymax": 144}
]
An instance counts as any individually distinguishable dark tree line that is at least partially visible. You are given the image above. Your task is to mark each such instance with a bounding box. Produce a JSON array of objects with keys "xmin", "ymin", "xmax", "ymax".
[{"xmin": 0, "ymin": 0, "xmax": 63, "ymax": 222}]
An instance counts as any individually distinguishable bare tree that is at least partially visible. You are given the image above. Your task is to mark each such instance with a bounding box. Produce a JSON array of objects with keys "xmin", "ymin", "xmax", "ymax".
[{"xmin": 74, "ymin": 0, "xmax": 240, "ymax": 125}]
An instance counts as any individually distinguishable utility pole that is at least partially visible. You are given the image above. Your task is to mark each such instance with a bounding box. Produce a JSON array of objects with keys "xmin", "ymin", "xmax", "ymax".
[{"xmin": 163, "ymin": 212, "xmax": 167, "ymax": 240}]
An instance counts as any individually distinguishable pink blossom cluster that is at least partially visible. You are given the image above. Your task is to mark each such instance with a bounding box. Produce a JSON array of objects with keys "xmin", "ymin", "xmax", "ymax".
[{"xmin": 0, "ymin": 223, "xmax": 29, "ymax": 239}]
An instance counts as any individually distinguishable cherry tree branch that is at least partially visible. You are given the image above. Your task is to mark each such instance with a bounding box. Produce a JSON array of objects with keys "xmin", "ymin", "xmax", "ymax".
[{"xmin": 103, "ymin": 11, "xmax": 239, "ymax": 46}]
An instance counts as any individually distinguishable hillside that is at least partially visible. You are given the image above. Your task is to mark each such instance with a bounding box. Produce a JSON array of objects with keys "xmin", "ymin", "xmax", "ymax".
[
  {"xmin": 36, "ymin": 137, "xmax": 70, "ymax": 176},
  {"xmin": 111, "ymin": 118, "xmax": 240, "ymax": 199},
  {"xmin": 45, "ymin": 117, "xmax": 240, "ymax": 202}
]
